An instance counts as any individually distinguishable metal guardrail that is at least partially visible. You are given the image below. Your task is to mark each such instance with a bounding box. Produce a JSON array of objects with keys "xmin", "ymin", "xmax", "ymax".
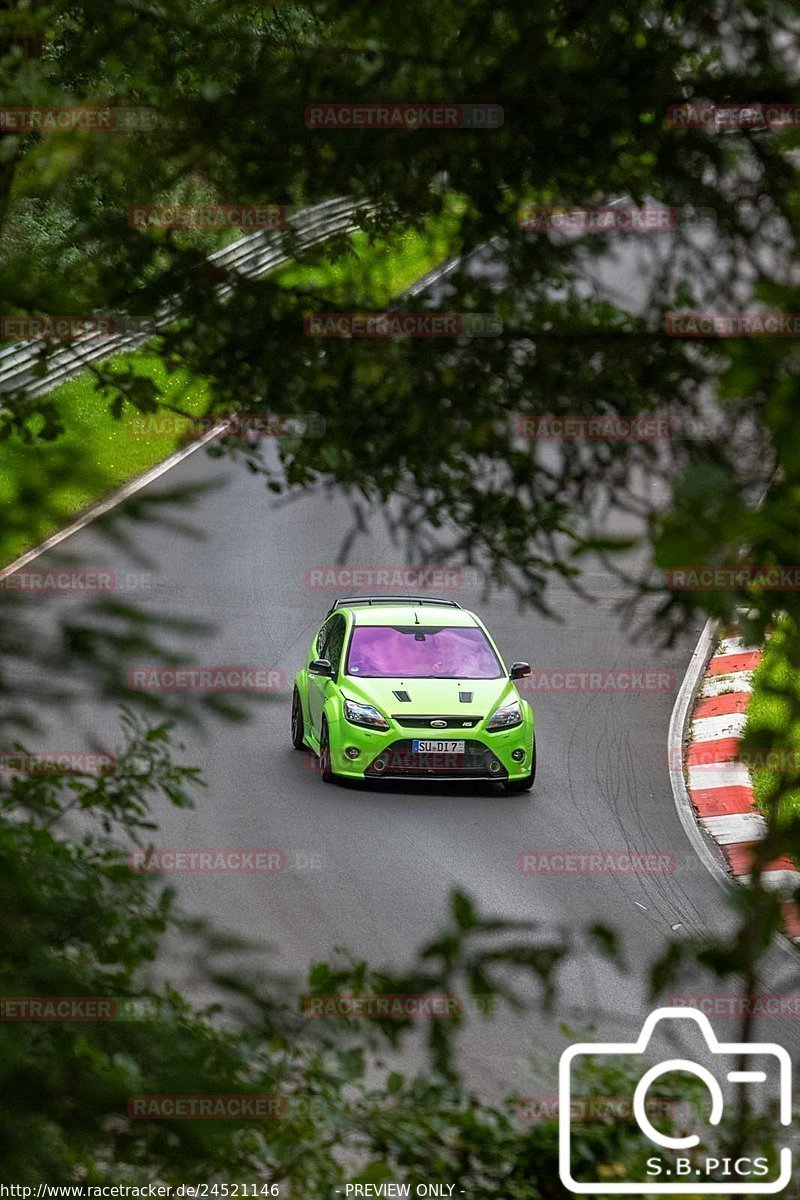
[{"xmin": 0, "ymin": 196, "xmax": 373, "ymax": 399}]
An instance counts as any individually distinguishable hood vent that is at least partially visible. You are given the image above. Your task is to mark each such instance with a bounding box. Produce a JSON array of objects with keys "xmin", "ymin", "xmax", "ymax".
[
  {"xmin": 459, "ymin": 692, "xmax": 473, "ymax": 703},
  {"xmin": 392, "ymin": 689, "xmax": 411, "ymax": 702}
]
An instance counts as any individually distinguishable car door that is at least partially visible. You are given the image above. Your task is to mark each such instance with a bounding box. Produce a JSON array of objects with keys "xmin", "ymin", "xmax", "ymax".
[{"xmin": 308, "ymin": 615, "xmax": 345, "ymax": 735}]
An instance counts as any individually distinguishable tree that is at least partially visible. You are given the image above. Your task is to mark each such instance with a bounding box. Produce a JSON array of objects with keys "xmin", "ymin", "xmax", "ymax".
[{"xmin": 1, "ymin": 0, "xmax": 796, "ymax": 630}]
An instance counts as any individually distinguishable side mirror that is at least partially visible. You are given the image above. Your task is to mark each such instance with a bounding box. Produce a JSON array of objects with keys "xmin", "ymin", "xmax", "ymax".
[
  {"xmin": 510, "ymin": 661, "xmax": 531, "ymax": 680},
  {"xmin": 309, "ymin": 658, "xmax": 334, "ymax": 678}
]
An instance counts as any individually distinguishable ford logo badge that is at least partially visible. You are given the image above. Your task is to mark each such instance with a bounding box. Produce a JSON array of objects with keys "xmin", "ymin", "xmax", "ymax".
[{"xmin": 430, "ymin": 719, "xmax": 447, "ymax": 728}]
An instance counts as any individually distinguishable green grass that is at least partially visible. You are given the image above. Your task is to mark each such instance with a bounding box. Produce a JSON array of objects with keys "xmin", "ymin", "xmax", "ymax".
[
  {"xmin": 0, "ymin": 356, "xmax": 212, "ymax": 564},
  {"xmin": 0, "ymin": 213, "xmax": 462, "ymax": 566},
  {"xmin": 742, "ymin": 618, "xmax": 800, "ymax": 827},
  {"xmin": 273, "ymin": 212, "xmax": 461, "ymax": 305}
]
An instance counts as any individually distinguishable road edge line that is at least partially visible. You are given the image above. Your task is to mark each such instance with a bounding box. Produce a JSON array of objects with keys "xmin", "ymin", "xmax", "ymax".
[
  {"xmin": 668, "ymin": 616, "xmax": 733, "ymax": 889},
  {"xmin": 0, "ymin": 423, "xmax": 225, "ymax": 582}
]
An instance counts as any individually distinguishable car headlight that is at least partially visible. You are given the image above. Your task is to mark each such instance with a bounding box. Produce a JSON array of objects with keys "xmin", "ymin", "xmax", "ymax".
[
  {"xmin": 343, "ymin": 698, "xmax": 389, "ymax": 731},
  {"xmin": 486, "ymin": 699, "xmax": 523, "ymax": 731}
]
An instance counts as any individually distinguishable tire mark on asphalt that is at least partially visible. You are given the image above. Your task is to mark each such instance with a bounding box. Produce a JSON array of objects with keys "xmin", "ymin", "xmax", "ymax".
[
  {"xmin": 593, "ymin": 700, "xmax": 716, "ymax": 936},
  {"xmin": 561, "ymin": 680, "xmax": 715, "ymax": 939}
]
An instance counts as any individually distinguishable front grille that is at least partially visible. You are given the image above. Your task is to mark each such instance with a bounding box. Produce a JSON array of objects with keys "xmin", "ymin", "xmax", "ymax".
[
  {"xmin": 365, "ymin": 739, "xmax": 506, "ymax": 780},
  {"xmin": 392, "ymin": 714, "xmax": 483, "ymax": 729}
]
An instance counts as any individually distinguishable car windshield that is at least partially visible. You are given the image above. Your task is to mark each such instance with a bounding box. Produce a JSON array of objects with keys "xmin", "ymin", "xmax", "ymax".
[{"xmin": 346, "ymin": 624, "xmax": 503, "ymax": 679}]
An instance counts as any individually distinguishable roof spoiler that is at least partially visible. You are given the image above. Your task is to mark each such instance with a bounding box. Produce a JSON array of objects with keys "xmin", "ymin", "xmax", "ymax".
[{"xmin": 326, "ymin": 595, "xmax": 463, "ymax": 617}]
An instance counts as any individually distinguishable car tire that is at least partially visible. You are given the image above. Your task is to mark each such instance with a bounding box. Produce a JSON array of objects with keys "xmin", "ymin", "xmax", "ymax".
[
  {"xmin": 291, "ymin": 687, "xmax": 306, "ymax": 751},
  {"xmin": 319, "ymin": 717, "xmax": 337, "ymax": 784},
  {"xmin": 503, "ymin": 738, "xmax": 536, "ymax": 793}
]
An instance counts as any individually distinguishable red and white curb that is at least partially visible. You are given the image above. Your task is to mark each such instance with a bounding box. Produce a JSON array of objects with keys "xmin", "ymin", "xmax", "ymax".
[{"xmin": 684, "ymin": 634, "xmax": 800, "ymax": 942}]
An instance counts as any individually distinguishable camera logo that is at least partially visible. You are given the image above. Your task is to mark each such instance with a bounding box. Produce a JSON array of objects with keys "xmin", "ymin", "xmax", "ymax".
[{"xmin": 559, "ymin": 1007, "xmax": 792, "ymax": 1194}]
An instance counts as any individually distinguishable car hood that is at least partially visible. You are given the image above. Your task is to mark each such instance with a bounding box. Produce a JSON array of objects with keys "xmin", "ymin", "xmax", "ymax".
[{"xmin": 340, "ymin": 675, "xmax": 518, "ymax": 718}]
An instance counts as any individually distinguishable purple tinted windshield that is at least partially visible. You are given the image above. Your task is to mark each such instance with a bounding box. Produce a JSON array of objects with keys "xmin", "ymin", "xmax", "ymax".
[{"xmin": 346, "ymin": 625, "xmax": 502, "ymax": 679}]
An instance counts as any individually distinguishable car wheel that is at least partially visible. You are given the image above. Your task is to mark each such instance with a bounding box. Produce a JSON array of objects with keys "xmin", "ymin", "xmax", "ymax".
[
  {"xmin": 319, "ymin": 718, "xmax": 337, "ymax": 784},
  {"xmin": 503, "ymin": 738, "xmax": 536, "ymax": 793},
  {"xmin": 291, "ymin": 687, "xmax": 306, "ymax": 751}
]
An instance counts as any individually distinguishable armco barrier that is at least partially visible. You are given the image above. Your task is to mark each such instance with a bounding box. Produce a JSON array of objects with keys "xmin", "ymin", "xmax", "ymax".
[{"xmin": 0, "ymin": 197, "xmax": 373, "ymax": 399}]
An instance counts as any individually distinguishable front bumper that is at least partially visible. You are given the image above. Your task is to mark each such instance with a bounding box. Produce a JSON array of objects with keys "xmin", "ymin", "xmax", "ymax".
[
  {"xmin": 364, "ymin": 739, "xmax": 507, "ymax": 780},
  {"xmin": 325, "ymin": 716, "xmax": 534, "ymax": 782}
]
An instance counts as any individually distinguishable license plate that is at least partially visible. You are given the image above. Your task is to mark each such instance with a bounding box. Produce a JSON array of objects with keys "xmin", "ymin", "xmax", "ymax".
[{"xmin": 412, "ymin": 740, "xmax": 465, "ymax": 754}]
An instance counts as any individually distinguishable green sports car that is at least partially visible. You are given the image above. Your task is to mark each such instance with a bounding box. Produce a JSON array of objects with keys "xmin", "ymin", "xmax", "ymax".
[{"xmin": 291, "ymin": 596, "xmax": 535, "ymax": 791}]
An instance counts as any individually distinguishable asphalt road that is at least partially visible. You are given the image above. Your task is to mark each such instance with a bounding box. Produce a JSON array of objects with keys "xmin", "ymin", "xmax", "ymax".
[
  {"xmin": 9, "ymin": 224, "xmax": 800, "ymax": 1106},
  {"xmin": 16, "ymin": 449, "xmax": 800, "ymax": 1091}
]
